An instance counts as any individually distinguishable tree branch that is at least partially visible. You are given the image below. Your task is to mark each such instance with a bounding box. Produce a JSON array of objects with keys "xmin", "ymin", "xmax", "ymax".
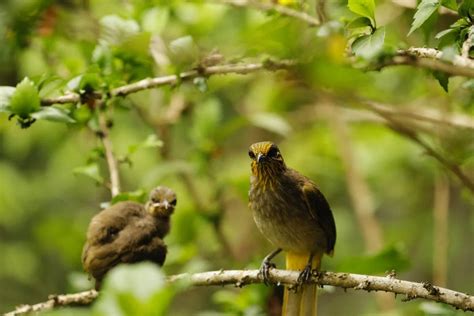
[
  {"xmin": 373, "ymin": 47, "xmax": 474, "ymax": 78},
  {"xmin": 5, "ymin": 290, "xmax": 98, "ymax": 316},
  {"xmin": 6, "ymin": 269, "xmax": 473, "ymax": 315},
  {"xmin": 368, "ymin": 105, "xmax": 474, "ymax": 194},
  {"xmin": 216, "ymin": 0, "xmax": 320, "ymax": 26},
  {"xmin": 364, "ymin": 102, "xmax": 474, "ymax": 131},
  {"xmin": 41, "ymin": 60, "xmax": 296, "ymax": 106},
  {"xmin": 97, "ymin": 110, "xmax": 121, "ymax": 197}
]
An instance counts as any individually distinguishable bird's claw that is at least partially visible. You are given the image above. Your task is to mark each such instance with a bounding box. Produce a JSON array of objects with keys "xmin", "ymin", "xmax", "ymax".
[
  {"xmin": 259, "ymin": 260, "xmax": 276, "ymax": 285},
  {"xmin": 297, "ymin": 264, "xmax": 313, "ymax": 285}
]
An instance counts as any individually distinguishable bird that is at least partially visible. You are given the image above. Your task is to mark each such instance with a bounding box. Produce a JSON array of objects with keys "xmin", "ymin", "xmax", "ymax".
[
  {"xmin": 82, "ymin": 186, "xmax": 177, "ymax": 289},
  {"xmin": 248, "ymin": 141, "xmax": 336, "ymax": 316}
]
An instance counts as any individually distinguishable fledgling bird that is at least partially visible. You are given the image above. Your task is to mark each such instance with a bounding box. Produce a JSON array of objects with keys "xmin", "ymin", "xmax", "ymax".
[
  {"xmin": 248, "ymin": 141, "xmax": 336, "ymax": 316},
  {"xmin": 82, "ymin": 186, "xmax": 177, "ymax": 289}
]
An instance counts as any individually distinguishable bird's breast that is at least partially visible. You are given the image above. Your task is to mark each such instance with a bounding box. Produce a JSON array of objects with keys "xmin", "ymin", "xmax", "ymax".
[{"xmin": 249, "ymin": 179, "xmax": 327, "ymax": 254}]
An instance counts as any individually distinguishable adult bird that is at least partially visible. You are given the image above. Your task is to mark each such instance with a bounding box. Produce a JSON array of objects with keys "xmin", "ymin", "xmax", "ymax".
[
  {"xmin": 82, "ymin": 186, "xmax": 177, "ymax": 289},
  {"xmin": 248, "ymin": 141, "xmax": 336, "ymax": 316}
]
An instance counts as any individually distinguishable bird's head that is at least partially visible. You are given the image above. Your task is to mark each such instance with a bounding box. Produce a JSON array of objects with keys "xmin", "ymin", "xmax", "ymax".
[
  {"xmin": 248, "ymin": 141, "xmax": 286, "ymax": 178},
  {"xmin": 145, "ymin": 186, "xmax": 177, "ymax": 217}
]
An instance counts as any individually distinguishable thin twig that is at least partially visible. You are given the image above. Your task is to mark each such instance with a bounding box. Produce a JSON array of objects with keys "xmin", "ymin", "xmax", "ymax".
[
  {"xmin": 217, "ymin": 0, "xmax": 320, "ymax": 26},
  {"xmin": 41, "ymin": 60, "xmax": 296, "ymax": 106},
  {"xmin": 98, "ymin": 111, "xmax": 121, "ymax": 197},
  {"xmin": 365, "ymin": 102, "xmax": 474, "ymax": 131},
  {"xmin": 294, "ymin": 102, "xmax": 474, "ymax": 132},
  {"xmin": 6, "ymin": 269, "xmax": 473, "ymax": 315},
  {"xmin": 369, "ymin": 107, "xmax": 474, "ymax": 194}
]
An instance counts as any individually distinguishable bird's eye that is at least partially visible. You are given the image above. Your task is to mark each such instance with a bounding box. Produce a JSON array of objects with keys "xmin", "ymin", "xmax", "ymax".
[
  {"xmin": 170, "ymin": 199, "xmax": 177, "ymax": 206},
  {"xmin": 248, "ymin": 150, "xmax": 256, "ymax": 159},
  {"xmin": 267, "ymin": 146, "xmax": 280, "ymax": 158}
]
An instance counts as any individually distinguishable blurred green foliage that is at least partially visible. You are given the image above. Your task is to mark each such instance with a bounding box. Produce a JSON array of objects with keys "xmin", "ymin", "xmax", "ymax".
[{"xmin": 0, "ymin": 0, "xmax": 472, "ymax": 315}]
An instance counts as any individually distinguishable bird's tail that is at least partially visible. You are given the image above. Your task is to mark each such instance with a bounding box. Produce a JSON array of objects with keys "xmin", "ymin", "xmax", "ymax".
[{"xmin": 282, "ymin": 252, "xmax": 321, "ymax": 316}]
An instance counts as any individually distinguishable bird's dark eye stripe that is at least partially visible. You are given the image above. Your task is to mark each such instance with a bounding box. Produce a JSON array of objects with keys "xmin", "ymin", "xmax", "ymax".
[
  {"xmin": 248, "ymin": 150, "xmax": 256, "ymax": 159},
  {"xmin": 170, "ymin": 199, "xmax": 177, "ymax": 205}
]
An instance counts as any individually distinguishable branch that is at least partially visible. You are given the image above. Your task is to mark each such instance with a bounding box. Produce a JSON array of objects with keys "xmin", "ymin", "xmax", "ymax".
[
  {"xmin": 7, "ymin": 270, "xmax": 473, "ymax": 315},
  {"xmin": 394, "ymin": 126, "xmax": 474, "ymax": 194},
  {"xmin": 368, "ymin": 105, "xmax": 474, "ymax": 194},
  {"xmin": 373, "ymin": 47, "xmax": 474, "ymax": 78},
  {"xmin": 217, "ymin": 0, "xmax": 320, "ymax": 26},
  {"xmin": 97, "ymin": 111, "xmax": 121, "ymax": 197},
  {"xmin": 5, "ymin": 290, "xmax": 98, "ymax": 316},
  {"xmin": 41, "ymin": 60, "xmax": 296, "ymax": 106},
  {"xmin": 364, "ymin": 102, "xmax": 474, "ymax": 131}
]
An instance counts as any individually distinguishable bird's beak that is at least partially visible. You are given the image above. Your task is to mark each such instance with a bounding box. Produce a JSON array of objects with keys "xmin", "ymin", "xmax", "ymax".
[
  {"xmin": 257, "ymin": 153, "xmax": 265, "ymax": 163},
  {"xmin": 162, "ymin": 200, "xmax": 170, "ymax": 210}
]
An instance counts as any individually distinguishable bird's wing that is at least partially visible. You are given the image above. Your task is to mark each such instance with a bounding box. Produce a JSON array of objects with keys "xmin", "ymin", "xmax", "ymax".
[
  {"xmin": 300, "ymin": 178, "xmax": 337, "ymax": 254},
  {"xmin": 86, "ymin": 202, "xmax": 144, "ymax": 245}
]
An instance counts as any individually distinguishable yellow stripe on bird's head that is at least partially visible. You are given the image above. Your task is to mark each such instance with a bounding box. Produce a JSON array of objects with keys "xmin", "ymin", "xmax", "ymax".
[{"xmin": 248, "ymin": 141, "xmax": 286, "ymax": 177}]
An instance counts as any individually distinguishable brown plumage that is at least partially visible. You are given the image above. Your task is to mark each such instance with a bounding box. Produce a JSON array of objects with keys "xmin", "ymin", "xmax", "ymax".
[
  {"xmin": 82, "ymin": 186, "xmax": 177, "ymax": 289},
  {"xmin": 248, "ymin": 141, "xmax": 336, "ymax": 316}
]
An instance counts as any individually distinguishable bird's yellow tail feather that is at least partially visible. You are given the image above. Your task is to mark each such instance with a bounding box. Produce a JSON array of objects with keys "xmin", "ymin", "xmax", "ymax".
[{"xmin": 282, "ymin": 252, "xmax": 321, "ymax": 316}]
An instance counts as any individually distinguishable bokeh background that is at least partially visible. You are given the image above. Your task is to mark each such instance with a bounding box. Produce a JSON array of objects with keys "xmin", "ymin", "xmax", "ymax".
[{"xmin": 0, "ymin": 0, "xmax": 472, "ymax": 315}]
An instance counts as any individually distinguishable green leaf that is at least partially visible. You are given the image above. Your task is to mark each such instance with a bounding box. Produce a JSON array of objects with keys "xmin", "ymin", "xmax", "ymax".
[
  {"xmin": 352, "ymin": 27, "xmax": 385, "ymax": 59},
  {"xmin": 193, "ymin": 77, "xmax": 208, "ymax": 92},
  {"xmin": 111, "ymin": 189, "xmax": 147, "ymax": 205},
  {"xmin": 433, "ymin": 71, "xmax": 449, "ymax": 92},
  {"xmin": 408, "ymin": 0, "xmax": 440, "ymax": 36},
  {"xmin": 459, "ymin": 0, "xmax": 474, "ymax": 18},
  {"xmin": 99, "ymin": 15, "xmax": 140, "ymax": 46},
  {"xmin": 347, "ymin": 0, "xmax": 376, "ymax": 27},
  {"xmin": 127, "ymin": 134, "xmax": 163, "ymax": 155},
  {"xmin": 435, "ymin": 28, "xmax": 457, "ymax": 39},
  {"xmin": 72, "ymin": 105, "xmax": 93, "ymax": 124},
  {"xmin": 105, "ymin": 263, "xmax": 167, "ymax": 300},
  {"xmin": 249, "ymin": 112, "xmax": 292, "ymax": 136},
  {"xmin": 79, "ymin": 73, "xmax": 103, "ymax": 92},
  {"xmin": 347, "ymin": 17, "xmax": 373, "ymax": 39},
  {"xmin": 31, "ymin": 107, "xmax": 76, "ymax": 123},
  {"xmin": 0, "ymin": 86, "xmax": 15, "ymax": 112},
  {"xmin": 73, "ymin": 163, "xmax": 104, "ymax": 184},
  {"xmin": 67, "ymin": 73, "xmax": 103, "ymax": 93},
  {"xmin": 94, "ymin": 263, "xmax": 177, "ymax": 316},
  {"xmin": 168, "ymin": 35, "xmax": 199, "ymax": 68},
  {"xmin": 10, "ymin": 77, "xmax": 41, "ymax": 119},
  {"xmin": 441, "ymin": 0, "xmax": 457, "ymax": 10},
  {"xmin": 141, "ymin": 7, "xmax": 169, "ymax": 35},
  {"xmin": 347, "ymin": 17, "xmax": 373, "ymax": 29}
]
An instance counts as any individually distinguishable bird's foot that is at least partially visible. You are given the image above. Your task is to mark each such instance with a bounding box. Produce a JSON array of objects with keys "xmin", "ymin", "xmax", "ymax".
[
  {"xmin": 297, "ymin": 263, "xmax": 313, "ymax": 285},
  {"xmin": 259, "ymin": 260, "xmax": 276, "ymax": 286}
]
